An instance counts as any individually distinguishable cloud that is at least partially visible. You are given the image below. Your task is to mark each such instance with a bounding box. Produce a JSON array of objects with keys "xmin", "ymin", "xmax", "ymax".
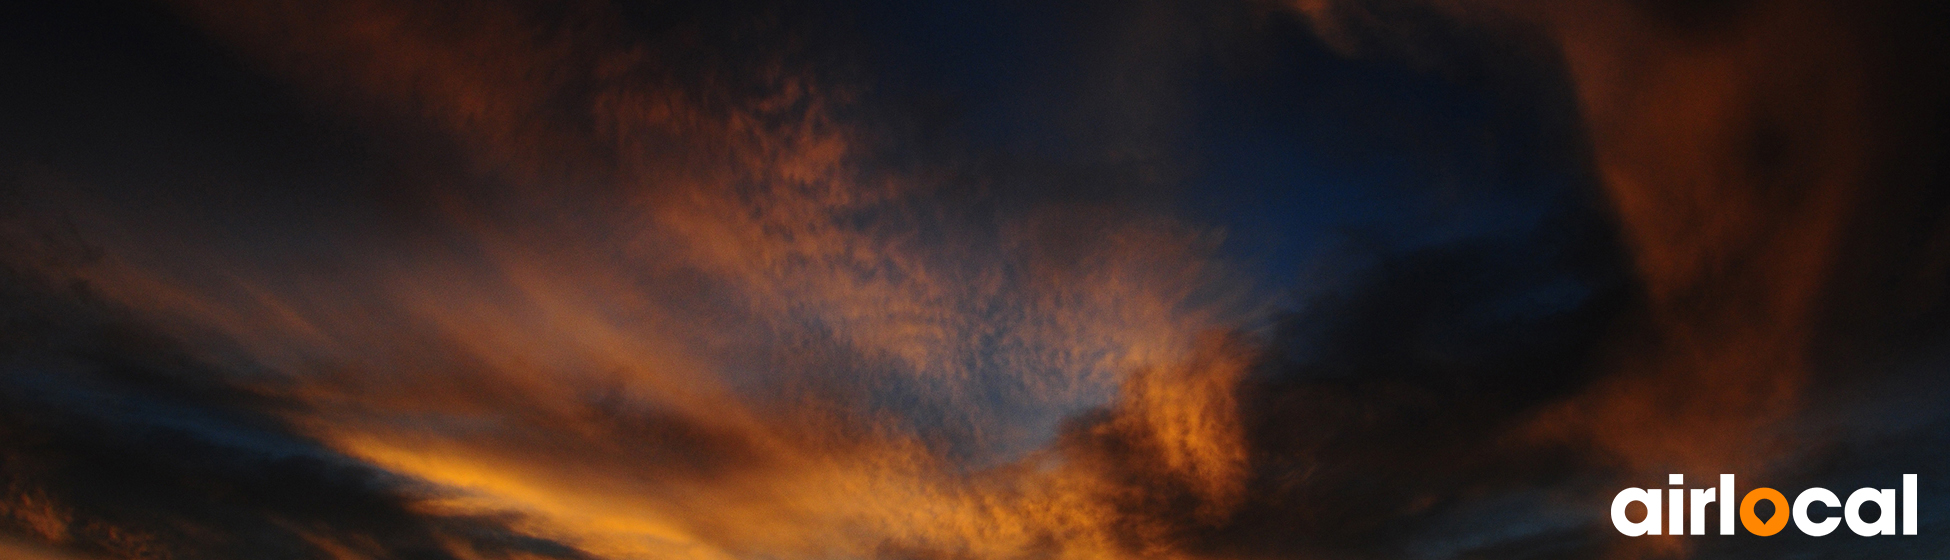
[
  {"xmin": 6, "ymin": 0, "xmax": 1252, "ymax": 557},
  {"xmin": 3, "ymin": 0, "xmax": 1949, "ymax": 559}
]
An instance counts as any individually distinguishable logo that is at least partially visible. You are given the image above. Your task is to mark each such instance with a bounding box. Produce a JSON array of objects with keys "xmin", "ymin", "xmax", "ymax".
[{"xmin": 1612, "ymin": 474, "xmax": 1918, "ymax": 536}]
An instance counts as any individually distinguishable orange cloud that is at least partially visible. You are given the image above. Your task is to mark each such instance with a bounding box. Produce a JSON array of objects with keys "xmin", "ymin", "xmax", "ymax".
[{"xmin": 9, "ymin": 1, "xmax": 1259, "ymax": 558}]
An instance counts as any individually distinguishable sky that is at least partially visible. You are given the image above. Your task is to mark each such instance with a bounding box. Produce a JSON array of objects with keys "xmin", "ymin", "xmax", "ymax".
[{"xmin": 1, "ymin": 0, "xmax": 1948, "ymax": 559}]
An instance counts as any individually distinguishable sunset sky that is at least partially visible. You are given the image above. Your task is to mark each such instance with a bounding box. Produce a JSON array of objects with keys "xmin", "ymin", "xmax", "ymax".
[{"xmin": 2, "ymin": 0, "xmax": 1948, "ymax": 559}]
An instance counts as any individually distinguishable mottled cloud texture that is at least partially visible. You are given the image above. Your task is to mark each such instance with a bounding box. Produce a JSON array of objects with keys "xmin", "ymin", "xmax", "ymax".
[{"xmin": 2, "ymin": 0, "xmax": 1948, "ymax": 558}]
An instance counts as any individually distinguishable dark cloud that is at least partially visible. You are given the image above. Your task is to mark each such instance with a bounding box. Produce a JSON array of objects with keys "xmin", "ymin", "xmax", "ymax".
[
  {"xmin": 0, "ymin": 257, "xmax": 596, "ymax": 560},
  {"xmin": 1034, "ymin": 195, "xmax": 1634, "ymax": 558}
]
